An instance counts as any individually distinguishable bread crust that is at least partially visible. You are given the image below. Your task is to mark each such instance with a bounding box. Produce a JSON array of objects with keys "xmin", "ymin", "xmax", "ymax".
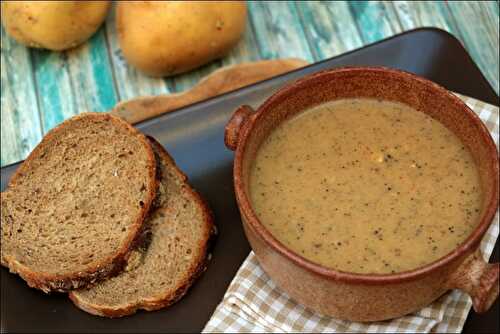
[
  {"xmin": 69, "ymin": 137, "xmax": 216, "ymax": 317},
  {"xmin": 1, "ymin": 113, "xmax": 158, "ymax": 293}
]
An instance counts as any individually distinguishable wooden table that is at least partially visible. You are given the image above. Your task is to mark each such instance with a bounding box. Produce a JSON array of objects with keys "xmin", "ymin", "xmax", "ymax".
[{"xmin": 1, "ymin": 1, "xmax": 498, "ymax": 167}]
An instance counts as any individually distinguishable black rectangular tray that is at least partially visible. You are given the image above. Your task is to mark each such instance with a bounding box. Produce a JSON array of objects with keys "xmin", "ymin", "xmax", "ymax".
[{"xmin": 1, "ymin": 28, "xmax": 498, "ymax": 333}]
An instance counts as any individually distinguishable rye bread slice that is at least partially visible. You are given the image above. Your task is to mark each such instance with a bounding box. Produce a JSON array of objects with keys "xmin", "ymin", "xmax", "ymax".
[
  {"xmin": 0, "ymin": 113, "xmax": 157, "ymax": 293},
  {"xmin": 69, "ymin": 137, "xmax": 215, "ymax": 317}
]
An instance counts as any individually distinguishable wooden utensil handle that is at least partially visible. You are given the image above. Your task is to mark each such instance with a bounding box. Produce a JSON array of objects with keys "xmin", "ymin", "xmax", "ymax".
[{"xmin": 111, "ymin": 58, "xmax": 308, "ymax": 124}]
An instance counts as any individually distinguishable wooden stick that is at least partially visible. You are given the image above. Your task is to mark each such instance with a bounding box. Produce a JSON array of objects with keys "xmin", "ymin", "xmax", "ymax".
[{"xmin": 111, "ymin": 58, "xmax": 308, "ymax": 124}]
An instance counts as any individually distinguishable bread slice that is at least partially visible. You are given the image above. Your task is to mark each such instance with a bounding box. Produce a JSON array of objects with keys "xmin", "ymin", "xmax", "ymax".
[
  {"xmin": 69, "ymin": 138, "xmax": 215, "ymax": 317},
  {"xmin": 1, "ymin": 113, "xmax": 158, "ymax": 293}
]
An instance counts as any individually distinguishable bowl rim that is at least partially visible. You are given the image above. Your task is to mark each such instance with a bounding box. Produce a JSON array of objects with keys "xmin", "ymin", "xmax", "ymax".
[{"xmin": 233, "ymin": 66, "xmax": 499, "ymax": 285}]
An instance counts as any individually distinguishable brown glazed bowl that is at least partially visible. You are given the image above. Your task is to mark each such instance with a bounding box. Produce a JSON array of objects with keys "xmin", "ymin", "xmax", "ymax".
[{"xmin": 224, "ymin": 67, "xmax": 499, "ymax": 322}]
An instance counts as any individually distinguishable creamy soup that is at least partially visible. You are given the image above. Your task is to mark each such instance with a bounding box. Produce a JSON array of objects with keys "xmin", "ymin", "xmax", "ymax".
[{"xmin": 249, "ymin": 99, "xmax": 482, "ymax": 274}]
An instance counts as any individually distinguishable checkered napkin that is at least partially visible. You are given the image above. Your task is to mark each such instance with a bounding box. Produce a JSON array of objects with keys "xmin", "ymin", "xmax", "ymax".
[{"xmin": 203, "ymin": 94, "xmax": 499, "ymax": 333}]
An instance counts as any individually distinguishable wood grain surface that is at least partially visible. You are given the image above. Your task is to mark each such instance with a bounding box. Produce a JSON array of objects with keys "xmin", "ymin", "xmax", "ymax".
[{"xmin": 1, "ymin": 1, "xmax": 499, "ymax": 167}]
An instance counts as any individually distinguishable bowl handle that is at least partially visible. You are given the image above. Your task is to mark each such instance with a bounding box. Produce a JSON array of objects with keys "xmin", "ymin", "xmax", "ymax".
[
  {"xmin": 448, "ymin": 250, "xmax": 499, "ymax": 313},
  {"xmin": 224, "ymin": 105, "xmax": 255, "ymax": 151}
]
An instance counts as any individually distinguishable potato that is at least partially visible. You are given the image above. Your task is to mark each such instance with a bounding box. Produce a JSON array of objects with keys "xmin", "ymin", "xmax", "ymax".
[
  {"xmin": 1, "ymin": 1, "xmax": 110, "ymax": 51},
  {"xmin": 117, "ymin": 1, "xmax": 247, "ymax": 77}
]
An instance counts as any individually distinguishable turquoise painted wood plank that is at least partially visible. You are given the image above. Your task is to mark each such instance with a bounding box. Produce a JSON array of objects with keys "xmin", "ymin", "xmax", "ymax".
[
  {"xmin": 489, "ymin": 0, "xmax": 500, "ymax": 16},
  {"xmin": 31, "ymin": 49, "xmax": 79, "ymax": 132},
  {"xmin": 446, "ymin": 1, "xmax": 499, "ymax": 94},
  {"xmin": 347, "ymin": 1, "xmax": 403, "ymax": 43},
  {"xmin": 391, "ymin": 1, "xmax": 464, "ymax": 37},
  {"xmin": 247, "ymin": 1, "xmax": 314, "ymax": 62},
  {"xmin": 31, "ymin": 25, "xmax": 117, "ymax": 133},
  {"xmin": 390, "ymin": 1, "xmax": 499, "ymax": 93},
  {"xmin": 65, "ymin": 28, "xmax": 118, "ymax": 113},
  {"xmin": 104, "ymin": 5, "xmax": 172, "ymax": 101},
  {"xmin": 295, "ymin": 1, "xmax": 364, "ymax": 60},
  {"xmin": 1, "ymin": 27, "xmax": 43, "ymax": 166},
  {"xmin": 221, "ymin": 19, "xmax": 262, "ymax": 65}
]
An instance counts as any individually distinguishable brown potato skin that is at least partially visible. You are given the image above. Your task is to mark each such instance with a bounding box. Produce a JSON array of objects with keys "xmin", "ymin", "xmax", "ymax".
[
  {"xmin": 117, "ymin": 1, "xmax": 247, "ymax": 77},
  {"xmin": 1, "ymin": 1, "xmax": 110, "ymax": 51}
]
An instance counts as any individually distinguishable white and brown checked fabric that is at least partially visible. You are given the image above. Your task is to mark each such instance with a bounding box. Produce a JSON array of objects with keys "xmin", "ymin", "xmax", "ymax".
[{"xmin": 203, "ymin": 94, "xmax": 499, "ymax": 333}]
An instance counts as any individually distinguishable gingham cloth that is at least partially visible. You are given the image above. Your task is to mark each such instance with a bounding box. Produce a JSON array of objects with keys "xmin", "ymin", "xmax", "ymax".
[{"xmin": 203, "ymin": 94, "xmax": 499, "ymax": 333}]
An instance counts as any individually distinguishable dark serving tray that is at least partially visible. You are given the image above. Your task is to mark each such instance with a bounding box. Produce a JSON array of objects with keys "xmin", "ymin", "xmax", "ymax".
[{"xmin": 1, "ymin": 28, "xmax": 498, "ymax": 333}]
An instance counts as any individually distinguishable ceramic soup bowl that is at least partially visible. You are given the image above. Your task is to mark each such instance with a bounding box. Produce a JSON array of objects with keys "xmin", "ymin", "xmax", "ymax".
[{"xmin": 224, "ymin": 67, "xmax": 499, "ymax": 321}]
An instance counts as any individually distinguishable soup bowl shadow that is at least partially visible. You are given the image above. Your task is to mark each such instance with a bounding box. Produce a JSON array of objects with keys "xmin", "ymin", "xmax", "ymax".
[{"xmin": 224, "ymin": 67, "xmax": 499, "ymax": 322}]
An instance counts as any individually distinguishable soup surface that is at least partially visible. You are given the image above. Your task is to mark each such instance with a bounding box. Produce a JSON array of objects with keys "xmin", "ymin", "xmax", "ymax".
[{"xmin": 250, "ymin": 99, "xmax": 482, "ymax": 274}]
